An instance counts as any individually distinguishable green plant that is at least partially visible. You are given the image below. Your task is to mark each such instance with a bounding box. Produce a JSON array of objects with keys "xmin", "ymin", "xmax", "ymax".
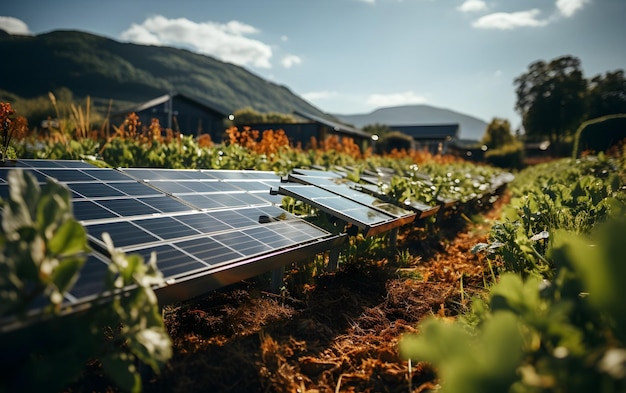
[
  {"xmin": 403, "ymin": 148, "xmax": 626, "ymax": 392},
  {"xmin": 0, "ymin": 171, "xmax": 172, "ymax": 392}
]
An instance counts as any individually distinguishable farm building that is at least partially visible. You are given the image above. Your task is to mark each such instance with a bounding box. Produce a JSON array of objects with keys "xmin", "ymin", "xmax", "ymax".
[
  {"xmin": 389, "ymin": 124, "xmax": 460, "ymax": 154},
  {"xmin": 293, "ymin": 110, "xmax": 373, "ymax": 149},
  {"xmin": 245, "ymin": 110, "xmax": 373, "ymax": 150},
  {"xmin": 112, "ymin": 93, "xmax": 232, "ymax": 142}
]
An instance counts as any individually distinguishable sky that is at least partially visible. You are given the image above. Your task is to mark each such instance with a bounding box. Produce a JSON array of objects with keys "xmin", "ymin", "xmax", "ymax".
[{"xmin": 1, "ymin": 0, "xmax": 625, "ymax": 129}]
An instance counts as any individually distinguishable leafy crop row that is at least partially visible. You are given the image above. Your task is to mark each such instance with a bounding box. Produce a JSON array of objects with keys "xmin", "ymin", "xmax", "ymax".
[
  {"xmin": 0, "ymin": 103, "xmax": 516, "ymax": 391},
  {"xmin": 400, "ymin": 149, "xmax": 626, "ymax": 392}
]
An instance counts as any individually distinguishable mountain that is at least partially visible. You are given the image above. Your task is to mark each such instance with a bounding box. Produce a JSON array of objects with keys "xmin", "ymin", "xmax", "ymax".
[
  {"xmin": 0, "ymin": 30, "xmax": 327, "ymax": 117},
  {"xmin": 333, "ymin": 105, "xmax": 489, "ymax": 141}
]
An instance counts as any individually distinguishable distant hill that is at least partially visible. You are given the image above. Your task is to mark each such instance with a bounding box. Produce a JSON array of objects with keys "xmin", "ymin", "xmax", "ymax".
[
  {"xmin": 333, "ymin": 105, "xmax": 489, "ymax": 141},
  {"xmin": 0, "ymin": 30, "xmax": 328, "ymax": 117}
]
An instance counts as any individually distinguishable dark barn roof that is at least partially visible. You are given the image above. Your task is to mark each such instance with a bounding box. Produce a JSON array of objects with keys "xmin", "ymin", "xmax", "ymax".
[
  {"xmin": 117, "ymin": 92, "xmax": 230, "ymax": 118},
  {"xmin": 389, "ymin": 124, "xmax": 460, "ymax": 140},
  {"xmin": 293, "ymin": 110, "xmax": 372, "ymax": 140}
]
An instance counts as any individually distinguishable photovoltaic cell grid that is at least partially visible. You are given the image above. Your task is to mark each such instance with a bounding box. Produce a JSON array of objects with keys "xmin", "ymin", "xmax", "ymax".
[
  {"xmin": 277, "ymin": 183, "xmax": 414, "ymax": 237},
  {"xmin": 0, "ymin": 160, "xmax": 343, "ymax": 321},
  {"xmin": 120, "ymin": 168, "xmax": 283, "ymax": 207},
  {"xmin": 289, "ymin": 168, "xmax": 440, "ymax": 219},
  {"xmin": 287, "ymin": 173, "xmax": 417, "ymax": 222}
]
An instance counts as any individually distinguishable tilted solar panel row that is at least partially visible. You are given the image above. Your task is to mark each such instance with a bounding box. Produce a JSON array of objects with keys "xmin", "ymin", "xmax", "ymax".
[{"xmin": 0, "ymin": 160, "xmax": 344, "ymax": 331}]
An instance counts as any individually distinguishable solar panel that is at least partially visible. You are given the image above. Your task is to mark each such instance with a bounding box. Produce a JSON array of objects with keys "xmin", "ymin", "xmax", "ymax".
[
  {"xmin": 293, "ymin": 169, "xmax": 444, "ymax": 219},
  {"xmin": 351, "ymin": 183, "xmax": 440, "ymax": 219},
  {"xmin": 0, "ymin": 160, "xmax": 346, "ymax": 329},
  {"xmin": 286, "ymin": 173, "xmax": 436, "ymax": 220},
  {"xmin": 120, "ymin": 168, "xmax": 281, "ymax": 209},
  {"xmin": 276, "ymin": 184, "xmax": 412, "ymax": 236},
  {"xmin": 291, "ymin": 168, "xmax": 344, "ymax": 178}
]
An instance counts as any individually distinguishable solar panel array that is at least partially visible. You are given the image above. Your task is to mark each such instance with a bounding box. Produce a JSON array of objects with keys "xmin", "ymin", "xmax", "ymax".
[
  {"xmin": 0, "ymin": 160, "xmax": 344, "ymax": 320},
  {"xmin": 286, "ymin": 171, "xmax": 440, "ymax": 220},
  {"xmin": 2, "ymin": 159, "xmax": 499, "ymax": 327},
  {"xmin": 279, "ymin": 173, "xmax": 417, "ymax": 236}
]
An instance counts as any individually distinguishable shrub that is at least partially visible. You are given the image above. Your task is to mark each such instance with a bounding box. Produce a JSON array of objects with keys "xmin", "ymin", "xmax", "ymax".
[{"xmin": 484, "ymin": 141, "xmax": 525, "ymax": 169}]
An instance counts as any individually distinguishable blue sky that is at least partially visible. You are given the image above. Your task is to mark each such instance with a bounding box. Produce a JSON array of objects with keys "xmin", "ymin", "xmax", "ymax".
[{"xmin": 1, "ymin": 0, "xmax": 625, "ymax": 129}]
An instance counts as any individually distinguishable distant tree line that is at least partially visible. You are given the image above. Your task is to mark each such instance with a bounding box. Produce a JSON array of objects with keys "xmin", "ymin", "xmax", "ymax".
[{"xmin": 514, "ymin": 55, "xmax": 626, "ymax": 153}]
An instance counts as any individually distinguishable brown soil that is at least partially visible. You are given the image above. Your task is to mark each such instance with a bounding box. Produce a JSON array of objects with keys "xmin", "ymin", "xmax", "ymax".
[{"xmin": 73, "ymin": 193, "xmax": 508, "ymax": 393}]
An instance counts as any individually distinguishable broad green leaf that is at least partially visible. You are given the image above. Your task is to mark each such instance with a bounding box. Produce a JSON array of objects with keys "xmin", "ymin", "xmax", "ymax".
[
  {"xmin": 48, "ymin": 220, "xmax": 88, "ymax": 255},
  {"xmin": 50, "ymin": 255, "xmax": 86, "ymax": 294},
  {"xmin": 101, "ymin": 353, "xmax": 142, "ymax": 393}
]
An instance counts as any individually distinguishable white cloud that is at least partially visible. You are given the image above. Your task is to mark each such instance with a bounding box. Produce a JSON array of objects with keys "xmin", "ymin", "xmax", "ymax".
[
  {"xmin": 120, "ymin": 15, "xmax": 273, "ymax": 69},
  {"xmin": 281, "ymin": 54, "xmax": 302, "ymax": 69},
  {"xmin": 457, "ymin": 0, "xmax": 487, "ymax": 13},
  {"xmin": 366, "ymin": 91, "xmax": 427, "ymax": 108},
  {"xmin": 355, "ymin": 0, "xmax": 376, "ymax": 4},
  {"xmin": 0, "ymin": 16, "xmax": 32, "ymax": 35},
  {"xmin": 472, "ymin": 9, "xmax": 548, "ymax": 30},
  {"xmin": 302, "ymin": 90, "xmax": 339, "ymax": 101},
  {"xmin": 556, "ymin": 0, "xmax": 589, "ymax": 17}
]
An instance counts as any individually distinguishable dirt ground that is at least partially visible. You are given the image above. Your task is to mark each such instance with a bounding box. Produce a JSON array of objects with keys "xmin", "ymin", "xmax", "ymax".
[{"xmin": 68, "ymin": 194, "xmax": 507, "ymax": 393}]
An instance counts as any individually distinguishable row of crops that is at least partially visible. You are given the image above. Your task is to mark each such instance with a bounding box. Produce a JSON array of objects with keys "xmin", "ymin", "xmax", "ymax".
[
  {"xmin": 400, "ymin": 151, "xmax": 626, "ymax": 392},
  {"xmin": 2, "ymin": 103, "xmax": 626, "ymax": 391}
]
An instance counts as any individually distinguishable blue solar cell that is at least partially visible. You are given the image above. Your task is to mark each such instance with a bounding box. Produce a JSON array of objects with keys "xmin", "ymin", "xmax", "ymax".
[
  {"xmin": 243, "ymin": 226, "xmax": 294, "ymax": 248},
  {"xmin": 108, "ymin": 182, "xmax": 162, "ymax": 196},
  {"xmin": 70, "ymin": 183, "xmax": 125, "ymax": 198},
  {"xmin": 86, "ymin": 221, "xmax": 159, "ymax": 248},
  {"xmin": 137, "ymin": 196, "xmax": 192, "ymax": 213},
  {"xmin": 38, "ymin": 169, "xmax": 95, "ymax": 182},
  {"xmin": 174, "ymin": 237, "xmax": 242, "ymax": 265},
  {"xmin": 211, "ymin": 210, "xmax": 257, "ymax": 228},
  {"xmin": 133, "ymin": 245, "xmax": 208, "ymax": 277},
  {"xmin": 98, "ymin": 199, "xmax": 160, "ymax": 217},
  {"xmin": 68, "ymin": 254, "xmax": 109, "ymax": 300},
  {"xmin": 212, "ymin": 231, "xmax": 272, "ymax": 256},
  {"xmin": 0, "ymin": 168, "xmax": 48, "ymax": 183},
  {"xmin": 268, "ymin": 221, "xmax": 330, "ymax": 243},
  {"xmin": 175, "ymin": 194, "xmax": 225, "ymax": 209},
  {"xmin": 226, "ymin": 180, "xmax": 272, "ymax": 192},
  {"xmin": 72, "ymin": 200, "xmax": 117, "ymax": 221},
  {"xmin": 134, "ymin": 216, "xmax": 199, "ymax": 239},
  {"xmin": 82, "ymin": 169, "xmax": 135, "ymax": 181},
  {"xmin": 176, "ymin": 213, "xmax": 232, "ymax": 233},
  {"xmin": 144, "ymin": 181, "xmax": 194, "ymax": 194}
]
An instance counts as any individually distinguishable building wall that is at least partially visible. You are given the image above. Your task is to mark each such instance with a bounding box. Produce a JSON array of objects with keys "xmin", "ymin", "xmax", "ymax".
[
  {"xmin": 247, "ymin": 123, "xmax": 320, "ymax": 147},
  {"xmin": 141, "ymin": 97, "xmax": 227, "ymax": 141}
]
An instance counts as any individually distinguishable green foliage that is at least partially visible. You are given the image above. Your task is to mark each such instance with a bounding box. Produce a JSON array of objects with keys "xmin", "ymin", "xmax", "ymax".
[
  {"xmin": 0, "ymin": 30, "xmax": 327, "ymax": 121},
  {"xmin": 482, "ymin": 155, "xmax": 624, "ymax": 278},
  {"xmin": 480, "ymin": 119, "xmax": 525, "ymax": 169},
  {"xmin": 232, "ymin": 106, "xmax": 296, "ymax": 125},
  {"xmin": 0, "ymin": 170, "xmax": 90, "ymax": 317},
  {"xmin": 0, "ymin": 171, "xmax": 172, "ymax": 392},
  {"xmin": 376, "ymin": 130, "xmax": 413, "ymax": 153},
  {"xmin": 404, "ymin": 154, "xmax": 626, "ymax": 393},
  {"xmin": 401, "ymin": 311, "xmax": 524, "ymax": 393},
  {"xmin": 402, "ymin": 215, "xmax": 626, "ymax": 393},
  {"xmin": 587, "ymin": 70, "xmax": 626, "ymax": 119},
  {"xmin": 481, "ymin": 117, "xmax": 516, "ymax": 149},
  {"xmin": 484, "ymin": 141, "xmax": 525, "ymax": 169},
  {"xmin": 515, "ymin": 56, "xmax": 588, "ymax": 149}
]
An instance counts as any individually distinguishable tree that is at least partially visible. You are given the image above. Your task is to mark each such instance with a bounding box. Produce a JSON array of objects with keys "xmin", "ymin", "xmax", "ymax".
[
  {"xmin": 514, "ymin": 55, "xmax": 587, "ymax": 152},
  {"xmin": 587, "ymin": 70, "xmax": 626, "ymax": 119},
  {"xmin": 481, "ymin": 118, "xmax": 515, "ymax": 149}
]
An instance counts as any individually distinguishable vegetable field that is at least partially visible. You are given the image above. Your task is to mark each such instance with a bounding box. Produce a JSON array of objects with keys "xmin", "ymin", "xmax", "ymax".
[{"xmin": 1, "ymin": 104, "xmax": 625, "ymax": 392}]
